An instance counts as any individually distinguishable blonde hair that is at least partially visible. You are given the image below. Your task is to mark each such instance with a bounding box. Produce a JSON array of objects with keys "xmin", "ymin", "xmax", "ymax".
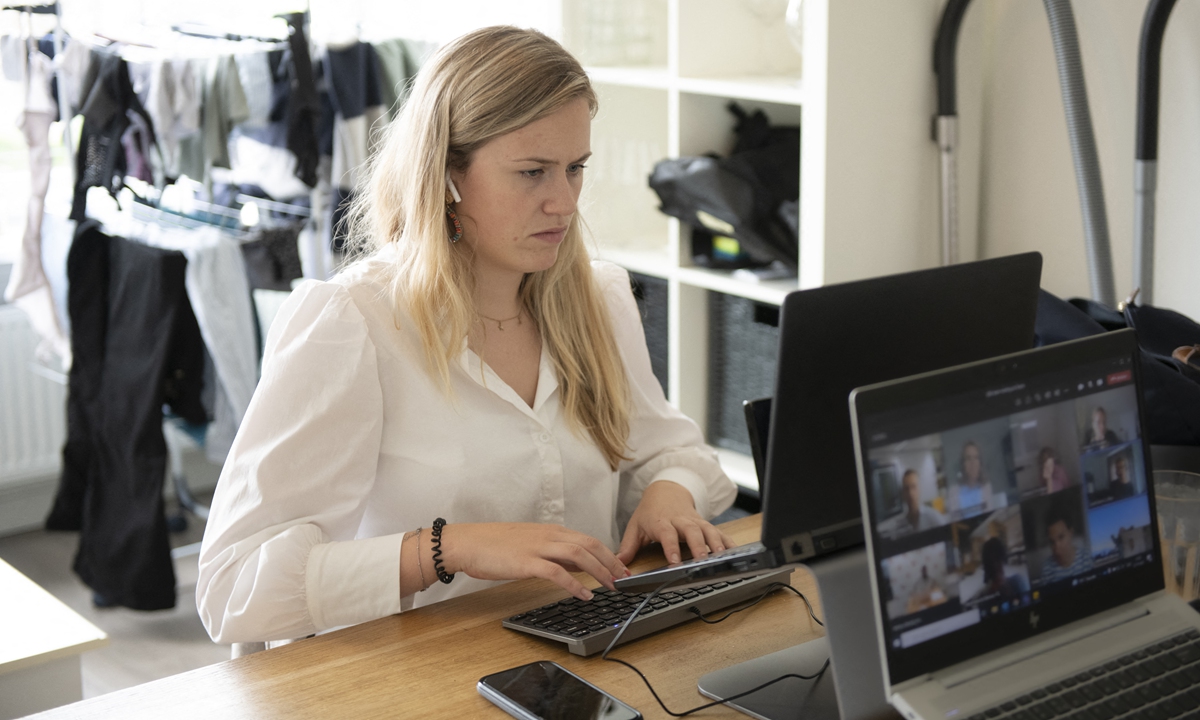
[{"xmin": 347, "ymin": 26, "xmax": 631, "ymax": 470}]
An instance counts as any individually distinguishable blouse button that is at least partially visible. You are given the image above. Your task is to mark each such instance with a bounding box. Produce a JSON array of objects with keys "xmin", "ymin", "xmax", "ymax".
[{"xmin": 539, "ymin": 432, "xmax": 551, "ymax": 443}]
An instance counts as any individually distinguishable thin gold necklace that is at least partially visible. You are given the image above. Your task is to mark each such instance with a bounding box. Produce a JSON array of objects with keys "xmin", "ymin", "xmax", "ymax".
[{"xmin": 478, "ymin": 309, "xmax": 523, "ymax": 330}]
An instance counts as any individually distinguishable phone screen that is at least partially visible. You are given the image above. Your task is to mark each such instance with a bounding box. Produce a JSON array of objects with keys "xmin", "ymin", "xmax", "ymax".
[{"xmin": 479, "ymin": 661, "xmax": 641, "ymax": 720}]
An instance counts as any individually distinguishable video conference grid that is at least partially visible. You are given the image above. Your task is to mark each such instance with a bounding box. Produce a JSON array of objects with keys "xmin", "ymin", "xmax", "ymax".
[{"xmin": 863, "ymin": 364, "xmax": 1153, "ymax": 651}]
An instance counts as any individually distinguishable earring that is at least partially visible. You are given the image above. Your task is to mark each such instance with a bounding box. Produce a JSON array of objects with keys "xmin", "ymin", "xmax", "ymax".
[{"xmin": 446, "ymin": 204, "xmax": 463, "ymax": 243}]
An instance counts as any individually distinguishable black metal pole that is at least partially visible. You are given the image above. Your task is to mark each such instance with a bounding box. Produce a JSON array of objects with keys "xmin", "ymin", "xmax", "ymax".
[{"xmin": 1134, "ymin": 0, "xmax": 1178, "ymax": 304}]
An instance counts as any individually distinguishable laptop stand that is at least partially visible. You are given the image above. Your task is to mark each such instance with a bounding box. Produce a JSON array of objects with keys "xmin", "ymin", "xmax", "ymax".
[{"xmin": 698, "ymin": 548, "xmax": 896, "ymax": 720}]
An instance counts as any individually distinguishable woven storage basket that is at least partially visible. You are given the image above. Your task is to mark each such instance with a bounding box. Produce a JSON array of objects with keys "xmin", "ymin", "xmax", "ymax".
[
  {"xmin": 629, "ymin": 271, "xmax": 669, "ymax": 395},
  {"xmin": 708, "ymin": 292, "xmax": 779, "ymax": 455}
]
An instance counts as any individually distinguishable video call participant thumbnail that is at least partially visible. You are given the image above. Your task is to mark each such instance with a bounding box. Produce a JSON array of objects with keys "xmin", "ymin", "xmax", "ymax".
[
  {"xmin": 948, "ymin": 441, "xmax": 999, "ymax": 519},
  {"xmin": 1037, "ymin": 447, "xmax": 1072, "ymax": 495},
  {"xmin": 1041, "ymin": 496, "xmax": 1093, "ymax": 583},
  {"xmin": 879, "ymin": 469, "xmax": 947, "ymax": 539},
  {"xmin": 907, "ymin": 565, "xmax": 946, "ymax": 614},
  {"xmin": 1083, "ymin": 406, "xmax": 1121, "ymax": 450},
  {"xmin": 967, "ymin": 537, "xmax": 1029, "ymax": 605},
  {"xmin": 1110, "ymin": 454, "xmax": 1137, "ymax": 500}
]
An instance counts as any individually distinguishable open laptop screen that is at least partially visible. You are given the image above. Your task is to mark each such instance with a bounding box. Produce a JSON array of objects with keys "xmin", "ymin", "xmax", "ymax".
[
  {"xmin": 851, "ymin": 331, "xmax": 1163, "ymax": 685},
  {"xmin": 763, "ymin": 252, "xmax": 1042, "ymax": 561}
]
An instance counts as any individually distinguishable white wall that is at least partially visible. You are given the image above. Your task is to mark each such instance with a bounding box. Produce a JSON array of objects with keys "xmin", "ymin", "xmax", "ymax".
[
  {"xmin": 804, "ymin": 0, "xmax": 944, "ymax": 288},
  {"xmin": 956, "ymin": 0, "xmax": 1200, "ymax": 320}
]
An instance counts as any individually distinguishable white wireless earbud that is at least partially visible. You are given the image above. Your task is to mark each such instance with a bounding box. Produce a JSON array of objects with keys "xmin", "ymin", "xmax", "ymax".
[{"xmin": 446, "ymin": 176, "xmax": 462, "ymax": 203}]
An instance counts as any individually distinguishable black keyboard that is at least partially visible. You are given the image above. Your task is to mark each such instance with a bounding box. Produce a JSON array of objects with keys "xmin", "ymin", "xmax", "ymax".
[
  {"xmin": 969, "ymin": 629, "xmax": 1200, "ymax": 720},
  {"xmin": 502, "ymin": 569, "xmax": 794, "ymax": 656}
]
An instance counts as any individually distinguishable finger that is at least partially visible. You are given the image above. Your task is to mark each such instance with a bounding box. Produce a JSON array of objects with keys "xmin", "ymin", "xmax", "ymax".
[
  {"xmin": 533, "ymin": 559, "xmax": 593, "ymax": 601},
  {"xmin": 700, "ymin": 522, "xmax": 727, "ymax": 554},
  {"xmin": 616, "ymin": 525, "xmax": 641, "ymax": 567},
  {"xmin": 677, "ymin": 521, "xmax": 711, "ymax": 560},
  {"xmin": 546, "ymin": 542, "xmax": 618, "ymax": 592},
  {"xmin": 656, "ymin": 522, "xmax": 683, "ymax": 565},
  {"xmin": 719, "ymin": 530, "xmax": 737, "ymax": 549},
  {"xmin": 562, "ymin": 529, "xmax": 629, "ymax": 582}
]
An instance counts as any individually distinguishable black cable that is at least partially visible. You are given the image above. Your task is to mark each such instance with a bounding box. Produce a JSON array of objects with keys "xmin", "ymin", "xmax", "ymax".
[
  {"xmin": 688, "ymin": 581, "xmax": 823, "ymax": 627},
  {"xmin": 601, "ymin": 576, "xmax": 829, "ymax": 717}
]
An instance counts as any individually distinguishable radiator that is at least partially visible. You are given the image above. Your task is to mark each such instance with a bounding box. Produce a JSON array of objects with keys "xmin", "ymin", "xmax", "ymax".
[{"xmin": 0, "ymin": 305, "xmax": 65, "ymax": 486}]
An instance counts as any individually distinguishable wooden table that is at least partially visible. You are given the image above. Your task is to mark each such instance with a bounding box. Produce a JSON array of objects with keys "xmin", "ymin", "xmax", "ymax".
[
  {"xmin": 0, "ymin": 559, "xmax": 108, "ymax": 719},
  {"xmin": 31, "ymin": 515, "xmax": 826, "ymax": 719}
]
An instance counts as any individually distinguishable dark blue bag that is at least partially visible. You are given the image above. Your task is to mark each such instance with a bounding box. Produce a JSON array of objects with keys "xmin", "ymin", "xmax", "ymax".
[{"xmin": 1035, "ymin": 290, "xmax": 1200, "ymax": 447}]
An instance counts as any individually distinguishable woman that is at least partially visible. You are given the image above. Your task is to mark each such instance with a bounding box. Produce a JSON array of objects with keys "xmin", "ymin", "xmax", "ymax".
[
  {"xmin": 1038, "ymin": 447, "xmax": 1070, "ymax": 494},
  {"xmin": 947, "ymin": 440, "xmax": 995, "ymax": 519},
  {"xmin": 197, "ymin": 27, "xmax": 737, "ymax": 644}
]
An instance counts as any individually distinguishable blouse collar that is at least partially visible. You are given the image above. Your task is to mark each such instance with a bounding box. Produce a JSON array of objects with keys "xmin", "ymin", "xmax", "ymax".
[{"xmin": 458, "ymin": 343, "xmax": 559, "ymax": 426}]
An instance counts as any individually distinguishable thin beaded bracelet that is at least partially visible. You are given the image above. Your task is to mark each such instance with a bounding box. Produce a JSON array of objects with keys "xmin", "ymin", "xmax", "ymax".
[
  {"xmin": 414, "ymin": 527, "xmax": 428, "ymax": 591},
  {"xmin": 430, "ymin": 517, "xmax": 455, "ymax": 584}
]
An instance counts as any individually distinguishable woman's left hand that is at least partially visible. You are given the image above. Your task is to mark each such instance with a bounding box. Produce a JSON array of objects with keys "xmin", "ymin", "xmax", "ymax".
[{"xmin": 617, "ymin": 481, "xmax": 736, "ymax": 566}]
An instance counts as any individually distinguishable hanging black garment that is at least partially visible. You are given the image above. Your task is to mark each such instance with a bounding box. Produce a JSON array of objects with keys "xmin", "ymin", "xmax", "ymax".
[
  {"xmin": 281, "ymin": 12, "xmax": 320, "ymax": 188},
  {"xmin": 241, "ymin": 224, "xmax": 304, "ymax": 292},
  {"xmin": 47, "ymin": 221, "xmax": 207, "ymax": 610},
  {"xmin": 70, "ymin": 51, "xmax": 157, "ymax": 221}
]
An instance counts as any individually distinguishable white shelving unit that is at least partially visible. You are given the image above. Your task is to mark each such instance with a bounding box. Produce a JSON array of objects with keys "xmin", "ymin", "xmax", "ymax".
[
  {"xmin": 341, "ymin": 0, "xmax": 942, "ymax": 491},
  {"xmin": 561, "ymin": 0, "xmax": 942, "ymax": 491}
]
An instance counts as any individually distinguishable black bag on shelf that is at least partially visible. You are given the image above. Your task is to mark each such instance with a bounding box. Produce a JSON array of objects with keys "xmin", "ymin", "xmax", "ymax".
[
  {"xmin": 1035, "ymin": 290, "xmax": 1200, "ymax": 447},
  {"xmin": 648, "ymin": 102, "xmax": 799, "ymax": 270}
]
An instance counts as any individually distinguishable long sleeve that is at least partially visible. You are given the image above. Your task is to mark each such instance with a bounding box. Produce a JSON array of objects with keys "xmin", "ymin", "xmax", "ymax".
[
  {"xmin": 196, "ymin": 281, "xmax": 400, "ymax": 644},
  {"xmin": 594, "ymin": 262, "xmax": 737, "ymax": 525}
]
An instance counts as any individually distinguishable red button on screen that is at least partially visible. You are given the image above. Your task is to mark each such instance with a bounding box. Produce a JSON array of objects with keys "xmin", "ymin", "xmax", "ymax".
[{"xmin": 1106, "ymin": 370, "xmax": 1132, "ymax": 385}]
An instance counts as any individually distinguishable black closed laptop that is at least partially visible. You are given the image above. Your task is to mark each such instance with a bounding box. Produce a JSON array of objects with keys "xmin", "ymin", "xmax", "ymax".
[{"xmin": 617, "ymin": 252, "xmax": 1044, "ymax": 592}]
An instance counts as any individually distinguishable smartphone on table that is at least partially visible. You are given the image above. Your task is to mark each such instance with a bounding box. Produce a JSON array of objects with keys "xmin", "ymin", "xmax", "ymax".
[{"xmin": 477, "ymin": 660, "xmax": 642, "ymax": 720}]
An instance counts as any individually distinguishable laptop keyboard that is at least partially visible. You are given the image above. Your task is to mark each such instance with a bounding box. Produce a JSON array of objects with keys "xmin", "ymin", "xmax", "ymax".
[
  {"xmin": 502, "ymin": 568, "xmax": 793, "ymax": 656},
  {"xmin": 969, "ymin": 630, "xmax": 1200, "ymax": 720}
]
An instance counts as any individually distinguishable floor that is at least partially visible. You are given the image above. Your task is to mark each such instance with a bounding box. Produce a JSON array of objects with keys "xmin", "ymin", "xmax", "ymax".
[
  {"xmin": 0, "ymin": 448, "xmax": 752, "ymax": 702},
  {"xmin": 0, "ymin": 450, "xmax": 229, "ymax": 700}
]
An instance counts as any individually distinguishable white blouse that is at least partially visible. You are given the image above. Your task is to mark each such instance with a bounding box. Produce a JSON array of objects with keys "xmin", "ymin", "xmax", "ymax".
[{"xmin": 196, "ymin": 253, "xmax": 736, "ymax": 644}]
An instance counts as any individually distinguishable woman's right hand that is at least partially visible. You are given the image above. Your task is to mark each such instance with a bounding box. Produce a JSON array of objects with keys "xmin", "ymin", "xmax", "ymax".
[{"xmin": 435, "ymin": 523, "xmax": 630, "ymax": 601}]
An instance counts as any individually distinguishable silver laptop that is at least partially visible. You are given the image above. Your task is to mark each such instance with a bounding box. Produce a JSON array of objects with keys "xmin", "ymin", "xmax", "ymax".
[{"xmin": 849, "ymin": 329, "xmax": 1200, "ymax": 720}]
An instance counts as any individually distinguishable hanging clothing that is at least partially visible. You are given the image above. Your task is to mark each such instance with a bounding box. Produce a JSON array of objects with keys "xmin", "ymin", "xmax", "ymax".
[
  {"xmin": 280, "ymin": 12, "xmax": 319, "ymax": 189},
  {"xmin": 48, "ymin": 221, "xmax": 208, "ymax": 611},
  {"xmin": 235, "ymin": 51, "xmax": 273, "ymax": 128},
  {"xmin": 121, "ymin": 108, "xmax": 157, "ymax": 184},
  {"xmin": 325, "ymin": 41, "xmax": 384, "ymax": 192},
  {"xmin": 177, "ymin": 54, "xmax": 248, "ymax": 186},
  {"xmin": 70, "ymin": 50, "xmax": 157, "ymax": 221},
  {"xmin": 226, "ymin": 48, "xmax": 311, "ymax": 200},
  {"xmin": 371, "ymin": 38, "xmax": 433, "ymax": 120},
  {"xmin": 4, "ymin": 34, "xmax": 69, "ymax": 363},
  {"xmin": 22, "ymin": 42, "xmax": 56, "ymax": 114},
  {"xmin": 56, "ymin": 37, "xmax": 94, "ymax": 116},
  {"xmin": 0, "ymin": 35, "xmax": 22, "ymax": 81},
  {"xmin": 138, "ymin": 224, "xmax": 258, "ymax": 465},
  {"xmin": 226, "ymin": 122, "xmax": 312, "ymax": 201},
  {"xmin": 141, "ymin": 57, "xmax": 201, "ymax": 181},
  {"xmin": 241, "ymin": 223, "xmax": 304, "ymax": 292},
  {"xmin": 322, "ymin": 42, "xmax": 385, "ymax": 253}
]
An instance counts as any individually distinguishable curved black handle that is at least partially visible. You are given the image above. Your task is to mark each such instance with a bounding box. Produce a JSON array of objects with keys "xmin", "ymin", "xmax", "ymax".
[
  {"xmin": 1136, "ymin": 0, "xmax": 1179, "ymax": 161},
  {"xmin": 934, "ymin": 0, "xmax": 974, "ymax": 117}
]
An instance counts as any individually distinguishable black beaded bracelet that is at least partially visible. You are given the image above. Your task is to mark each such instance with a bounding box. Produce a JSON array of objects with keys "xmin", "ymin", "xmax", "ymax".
[{"xmin": 430, "ymin": 517, "xmax": 455, "ymax": 584}]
